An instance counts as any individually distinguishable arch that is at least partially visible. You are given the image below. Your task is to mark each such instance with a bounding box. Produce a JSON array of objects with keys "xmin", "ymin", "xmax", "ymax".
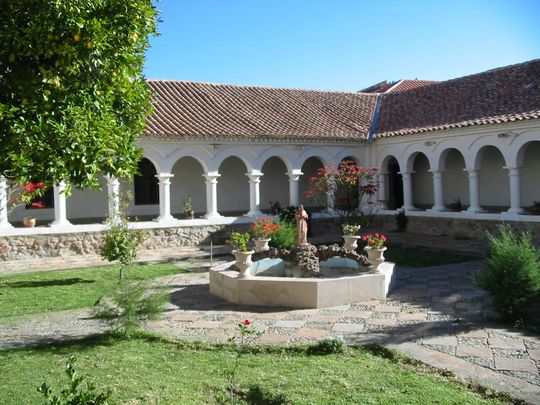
[
  {"xmin": 257, "ymin": 147, "xmax": 294, "ymax": 173},
  {"xmin": 260, "ymin": 156, "xmax": 289, "ymax": 211},
  {"xmin": 402, "ymin": 144, "xmax": 438, "ymax": 171},
  {"xmin": 140, "ymin": 152, "xmax": 162, "ymax": 175},
  {"xmin": 164, "ymin": 146, "xmax": 212, "ymax": 174},
  {"xmin": 517, "ymin": 140, "xmax": 540, "ymax": 209},
  {"xmin": 335, "ymin": 156, "xmax": 360, "ymax": 213},
  {"xmin": 438, "ymin": 148, "xmax": 469, "ymax": 209},
  {"xmin": 134, "ymin": 158, "xmax": 159, "ymax": 206},
  {"xmin": 409, "ymin": 152, "xmax": 433, "ymax": 210},
  {"xmin": 296, "ymin": 147, "xmax": 333, "ymax": 169},
  {"xmin": 217, "ymin": 156, "xmax": 249, "ymax": 215},
  {"xmin": 212, "ymin": 146, "xmax": 256, "ymax": 173},
  {"xmin": 333, "ymin": 149, "xmax": 361, "ymax": 165},
  {"xmin": 299, "ymin": 156, "xmax": 325, "ymax": 209},
  {"xmin": 476, "ymin": 145, "xmax": 510, "ymax": 212},
  {"xmin": 171, "ymin": 156, "xmax": 206, "ymax": 217}
]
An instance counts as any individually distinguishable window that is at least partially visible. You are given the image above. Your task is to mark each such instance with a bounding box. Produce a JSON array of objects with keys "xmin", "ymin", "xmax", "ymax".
[{"xmin": 134, "ymin": 158, "xmax": 159, "ymax": 205}]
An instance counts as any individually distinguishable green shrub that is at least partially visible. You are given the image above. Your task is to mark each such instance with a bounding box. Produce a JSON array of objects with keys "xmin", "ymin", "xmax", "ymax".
[
  {"xmin": 269, "ymin": 221, "xmax": 295, "ymax": 249},
  {"xmin": 227, "ymin": 232, "xmax": 251, "ymax": 252},
  {"xmin": 94, "ymin": 281, "xmax": 168, "ymax": 336},
  {"xmin": 244, "ymin": 384, "xmax": 292, "ymax": 405},
  {"xmin": 306, "ymin": 337, "xmax": 345, "ymax": 355},
  {"xmin": 477, "ymin": 225, "xmax": 540, "ymax": 322},
  {"xmin": 38, "ymin": 356, "xmax": 110, "ymax": 404},
  {"xmin": 394, "ymin": 208, "xmax": 408, "ymax": 232}
]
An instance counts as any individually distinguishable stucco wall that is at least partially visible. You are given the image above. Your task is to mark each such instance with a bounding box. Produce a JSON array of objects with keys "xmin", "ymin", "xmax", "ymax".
[
  {"xmin": 411, "ymin": 153, "xmax": 433, "ymax": 208},
  {"xmin": 171, "ymin": 157, "xmax": 206, "ymax": 214},
  {"xmin": 260, "ymin": 157, "xmax": 289, "ymax": 210},
  {"xmin": 217, "ymin": 157, "xmax": 250, "ymax": 214},
  {"xmin": 521, "ymin": 141, "xmax": 540, "ymax": 207},
  {"xmin": 478, "ymin": 146, "xmax": 509, "ymax": 209},
  {"xmin": 442, "ymin": 149, "xmax": 469, "ymax": 207}
]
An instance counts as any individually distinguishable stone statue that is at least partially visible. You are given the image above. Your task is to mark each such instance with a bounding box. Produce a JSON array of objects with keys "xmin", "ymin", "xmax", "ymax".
[{"xmin": 295, "ymin": 204, "xmax": 308, "ymax": 245}]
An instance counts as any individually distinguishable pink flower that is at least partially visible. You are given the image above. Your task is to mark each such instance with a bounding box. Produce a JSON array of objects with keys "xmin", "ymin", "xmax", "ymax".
[{"xmin": 243, "ymin": 319, "xmax": 251, "ymax": 326}]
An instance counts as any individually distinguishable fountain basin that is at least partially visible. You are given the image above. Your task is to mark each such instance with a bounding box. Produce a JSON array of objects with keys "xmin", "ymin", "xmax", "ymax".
[{"xmin": 209, "ymin": 258, "xmax": 396, "ymax": 309}]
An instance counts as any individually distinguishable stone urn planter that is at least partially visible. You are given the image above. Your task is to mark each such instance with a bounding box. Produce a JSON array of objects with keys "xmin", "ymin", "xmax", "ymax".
[
  {"xmin": 23, "ymin": 216, "xmax": 36, "ymax": 228},
  {"xmin": 233, "ymin": 250, "xmax": 255, "ymax": 278},
  {"xmin": 364, "ymin": 246, "xmax": 387, "ymax": 273},
  {"xmin": 254, "ymin": 238, "xmax": 271, "ymax": 252},
  {"xmin": 342, "ymin": 235, "xmax": 361, "ymax": 251}
]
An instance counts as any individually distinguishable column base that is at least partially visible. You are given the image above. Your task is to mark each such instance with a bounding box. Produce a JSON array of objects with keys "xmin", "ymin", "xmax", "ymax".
[
  {"xmin": 501, "ymin": 211, "xmax": 524, "ymax": 220},
  {"xmin": 426, "ymin": 206, "xmax": 446, "ymax": 213},
  {"xmin": 204, "ymin": 212, "xmax": 223, "ymax": 219},
  {"xmin": 154, "ymin": 215, "xmax": 177, "ymax": 224},
  {"xmin": 49, "ymin": 220, "xmax": 73, "ymax": 228},
  {"xmin": 402, "ymin": 206, "xmax": 419, "ymax": 212},
  {"xmin": 465, "ymin": 207, "xmax": 487, "ymax": 214}
]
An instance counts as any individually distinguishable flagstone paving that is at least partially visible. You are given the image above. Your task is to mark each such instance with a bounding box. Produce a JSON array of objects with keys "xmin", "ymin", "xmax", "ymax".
[{"xmin": 1, "ymin": 258, "xmax": 539, "ymax": 403}]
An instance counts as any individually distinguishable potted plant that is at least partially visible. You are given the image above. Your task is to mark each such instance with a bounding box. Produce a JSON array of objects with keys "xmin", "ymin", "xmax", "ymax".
[
  {"xmin": 342, "ymin": 224, "xmax": 361, "ymax": 251},
  {"xmin": 23, "ymin": 216, "xmax": 36, "ymax": 227},
  {"xmin": 250, "ymin": 217, "xmax": 281, "ymax": 252},
  {"xmin": 361, "ymin": 233, "xmax": 388, "ymax": 272},
  {"xmin": 449, "ymin": 197, "xmax": 462, "ymax": 212},
  {"xmin": 227, "ymin": 232, "xmax": 254, "ymax": 278},
  {"xmin": 183, "ymin": 195, "xmax": 194, "ymax": 219}
]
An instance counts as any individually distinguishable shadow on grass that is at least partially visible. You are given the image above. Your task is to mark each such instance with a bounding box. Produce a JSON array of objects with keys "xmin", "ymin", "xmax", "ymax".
[{"xmin": 1, "ymin": 278, "xmax": 95, "ymax": 288}]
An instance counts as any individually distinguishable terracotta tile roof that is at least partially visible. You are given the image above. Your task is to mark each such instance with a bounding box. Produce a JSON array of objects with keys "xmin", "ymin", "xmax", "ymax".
[
  {"xmin": 375, "ymin": 59, "xmax": 540, "ymax": 138},
  {"xmin": 361, "ymin": 79, "xmax": 438, "ymax": 94},
  {"xmin": 144, "ymin": 81, "xmax": 378, "ymax": 141}
]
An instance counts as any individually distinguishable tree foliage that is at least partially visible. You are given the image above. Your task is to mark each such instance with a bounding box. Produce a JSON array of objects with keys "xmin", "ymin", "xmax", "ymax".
[{"xmin": 0, "ymin": 0, "xmax": 159, "ymax": 189}]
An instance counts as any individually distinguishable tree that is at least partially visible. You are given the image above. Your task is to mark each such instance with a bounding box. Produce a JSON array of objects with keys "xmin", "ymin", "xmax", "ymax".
[
  {"xmin": 0, "ymin": 0, "xmax": 159, "ymax": 190},
  {"xmin": 304, "ymin": 160, "xmax": 379, "ymax": 222}
]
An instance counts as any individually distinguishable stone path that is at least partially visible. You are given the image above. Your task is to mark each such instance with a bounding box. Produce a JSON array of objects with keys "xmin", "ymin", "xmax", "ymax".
[{"xmin": 1, "ymin": 258, "xmax": 539, "ymax": 403}]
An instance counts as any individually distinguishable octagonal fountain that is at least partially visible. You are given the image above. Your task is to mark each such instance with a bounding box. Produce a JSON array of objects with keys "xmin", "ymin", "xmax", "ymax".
[{"xmin": 210, "ymin": 206, "xmax": 396, "ymax": 309}]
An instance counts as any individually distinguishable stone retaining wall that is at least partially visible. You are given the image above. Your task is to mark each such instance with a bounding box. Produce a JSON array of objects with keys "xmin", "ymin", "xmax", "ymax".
[{"xmin": 1, "ymin": 215, "xmax": 538, "ymax": 261}]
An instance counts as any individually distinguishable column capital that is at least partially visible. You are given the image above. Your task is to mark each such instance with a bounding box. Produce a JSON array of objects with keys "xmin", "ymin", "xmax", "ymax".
[
  {"xmin": 104, "ymin": 174, "xmax": 120, "ymax": 186},
  {"xmin": 503, "ymin": 166, "xmax": 521, "ymax": 176},
  {"xmin": 246, "ymin": 170, "xmax": 263, "ymax": 182},
  {"xmin": 155, "ymin": 173, "xmax": 174, "ymax": 180},
  {"xmin": 203, "ymin": 172, "xmax": 221, "ymax": 183},
  {"xmin": 399, "ymin": 171, "xmax": 414, "ymax": 180},
  {"xmin": 287, "ymin": 169, "xmax": 303, "ymax": 179}
]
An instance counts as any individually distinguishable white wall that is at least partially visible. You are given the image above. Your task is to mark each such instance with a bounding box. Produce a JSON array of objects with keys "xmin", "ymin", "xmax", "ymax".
[
  {"xmin": 217, "ymin": 156, "xmax": 250, "ymax": 214},
  {"xmin": 411, "ymin": 153, "xmax": 433, "ymax": 208},
  {"xmin": 521, "ymin": 141, "xmax": 540, "ymax": 207},
  {"xmin": 442, "ymin": 149, "xmax": 469, "ymax": 207},
  {"xmin": 478, "ymin": 146, "xmax": 509, "ymax": 209},
  {"xmin": 171, "ymin": 157, "xmax": 206, "ymax": 214},
  {"xmin": 260, "ymin": 157, "xmax": 289, "ymax": 210}
]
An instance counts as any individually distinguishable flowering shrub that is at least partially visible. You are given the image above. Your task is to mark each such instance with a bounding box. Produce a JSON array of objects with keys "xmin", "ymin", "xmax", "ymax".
[
  {"xmin": 251, "ymin": 217, "xmax": 281, "ymax": 239},
  {"xmin": 362, "ymin": 233, "xmax": 388, "ymax": 249},
  {"xmin": 304, "ymin": 160, "xmax": 378, "ymax": 219},
  {"xmin": 3, "ymin": 181, "xmax": 47, "ymax": 216},
  {"xmin": 342, "ymin": 224, "xmax": 361, "ymax": 236}
]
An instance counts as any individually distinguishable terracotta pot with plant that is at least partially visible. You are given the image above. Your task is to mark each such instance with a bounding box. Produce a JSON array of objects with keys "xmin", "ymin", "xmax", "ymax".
[
  {"xmin": 227, "ymin": 232, "xmax": 254, "ymax": 278},
  {"xmin": 183, "ymin": 195, "xmax": 194, "ymax": 219}
]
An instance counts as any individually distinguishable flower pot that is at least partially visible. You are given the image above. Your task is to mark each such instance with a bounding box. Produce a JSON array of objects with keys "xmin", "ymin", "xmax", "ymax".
[
  {"xmin": 23, "ymin": 217, "xmax": 36, "ymax": 228},
  {"xmin": 232, "ymin": 250, "xmax": 255, "ymax": 278},
  {"xmin": 343, "ymin": 235, "xmax": 360, "ymax": 251},
  {"xmin": 184, "ymin": 211, "xmax": 194, "ymax": 219},
  {"xmin": 254, "ymin": 238, "xmax": 271, "ymax": 252},
  {"xmin": 364, "ymin": 246, "xmax": 387, "ymax": 273}
]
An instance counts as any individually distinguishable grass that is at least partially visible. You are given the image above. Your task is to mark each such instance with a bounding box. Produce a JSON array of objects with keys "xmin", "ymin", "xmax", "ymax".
[
  {"xmin": 0, "ymin": 263, "xmax": 186, "ymax": 318},
  {"xmin": 0, "ymin": 334, "xmax": 515, "ymax": 405},
  {"xmin": 384, "ymin": 243, "xmax": 479, "ymax": 267}
]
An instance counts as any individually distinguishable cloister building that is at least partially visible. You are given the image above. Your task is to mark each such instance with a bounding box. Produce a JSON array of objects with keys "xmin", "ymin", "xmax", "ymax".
[{"xmin": 1, "ymin": 59, "xmax": 539, "ymax": 242}]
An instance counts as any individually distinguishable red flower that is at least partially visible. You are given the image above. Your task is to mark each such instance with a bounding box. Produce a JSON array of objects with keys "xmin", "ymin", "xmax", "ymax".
[
  {"xmin": 243, "ymin": 319, "xmax": 251, "ymax": 326},
  {"xmin": 31, "ymin": 202, "xmax": 45, "ymax": 208}
]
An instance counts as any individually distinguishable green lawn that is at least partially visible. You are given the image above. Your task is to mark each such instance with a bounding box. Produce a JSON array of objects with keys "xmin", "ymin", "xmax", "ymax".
[
  {"xmin": 0, "ymin": 335, "xmax": 512, "ymax": 405},
  {"xmin": 0, "ymin": 263, "xmax": 186, "ymax": 318},
  {"xmin": 384, "ymin": 244, "xmax": 479, "ymax": 267}
]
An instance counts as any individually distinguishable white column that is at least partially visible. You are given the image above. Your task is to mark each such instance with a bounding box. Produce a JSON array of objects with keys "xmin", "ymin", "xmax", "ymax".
[
  {"xmin": 505, "ymin": 166, "xmax": 524, "ymax": 214},
  {"xmin": 203, "ymin": 172, "xmax": 221, "ymax": 219},
  {"xmin": 377, "ymin": 171, "xmax": 388, "ymax": 210},
  {"xmin": 464, "ymin": 168, "xmax": 483, "ymax": 213},
  {"xmin": 287, "ymin": 169, "xmax": 303, "ymax": 206},
  {"xmin": 0, "ymin": 177, "xmax": 13, "ymax": 229},
  {"xmin": 400, "ymin": 171, "xmax": 416, "ymax": 211},
  {"xmin": 246, "ymin": 170, "xmax": 263, "ymax": 217},
  {"xmin": 155, "ymin": 173, "xmax": 175, "ymax": 222},
  {"xmin": 104, "ymin": 174, "xmax": 120, "ymax": 219},
  {"xmin": 427, "ymin": 170, "xmax": 445, "ymax": 212},
  {"xmin": 49, "ymin": 181, "xmax": 71, "ymax": 227}
]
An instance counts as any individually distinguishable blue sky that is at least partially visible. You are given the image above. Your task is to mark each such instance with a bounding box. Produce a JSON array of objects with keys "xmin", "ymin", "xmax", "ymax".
[{"xmin": 144, "ymin": 0, "xmax": 540, "ymax": 92}]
